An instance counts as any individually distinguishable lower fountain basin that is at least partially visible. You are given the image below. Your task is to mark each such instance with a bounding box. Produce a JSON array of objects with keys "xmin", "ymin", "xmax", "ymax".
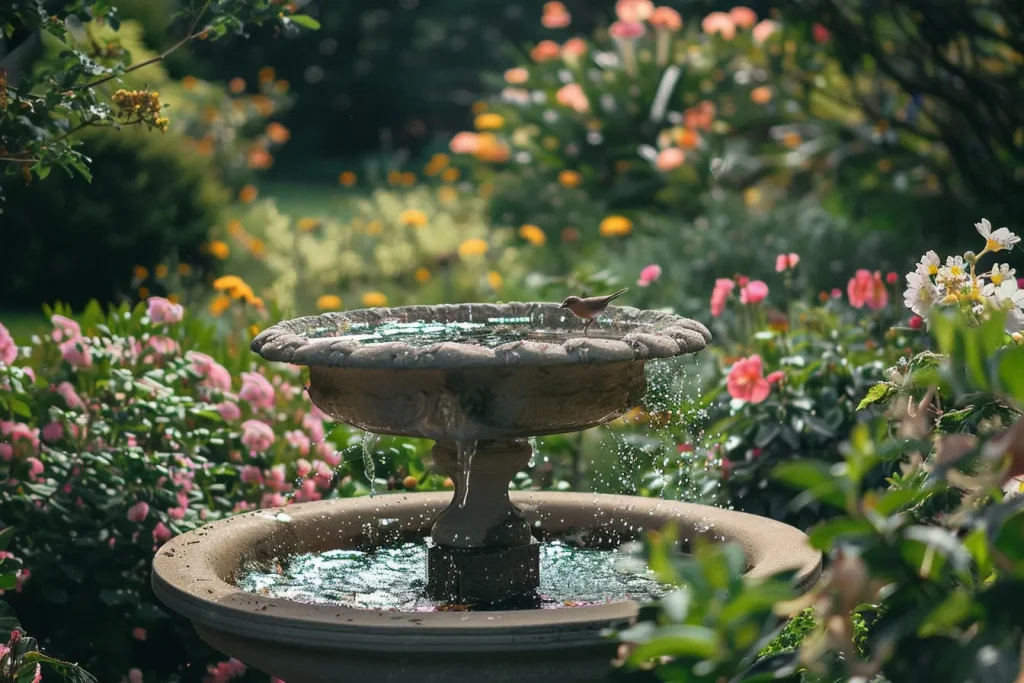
[{"xmin": 152, "ymin": 492, "xmax": 821, "ymax": 683}]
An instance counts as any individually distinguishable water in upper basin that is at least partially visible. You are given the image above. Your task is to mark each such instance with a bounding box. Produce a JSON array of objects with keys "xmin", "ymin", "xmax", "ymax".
[
  {"xmin": 235, "ymin": 539, "xmax": 670, "ymax": 611},
  {"xmin": 299, "ymin": 316, "xmax": 629, "ymax": 348}
]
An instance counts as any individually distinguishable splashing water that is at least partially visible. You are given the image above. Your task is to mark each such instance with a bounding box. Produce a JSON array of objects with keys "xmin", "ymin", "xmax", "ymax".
[
  {"xmin": 455, "ymin": 439, "xmax": 476, "ymax": 508},
  {"xmin": 362, "ymin": 432, "xmax": 379, "ymax": 497},
  {"xmin": 235, "ymin": 540, "xmax": 670, "ymax": 611}
]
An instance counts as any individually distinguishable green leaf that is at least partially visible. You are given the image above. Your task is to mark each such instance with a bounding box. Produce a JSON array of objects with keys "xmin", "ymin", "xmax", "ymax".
[
  {"xmin": 0, "ymin": 527, "xmax": 14, "ymax": 551},
  {"xmin": 808, "ymin": 517, "xmax": 874, "ymax": 549},
  {"xmin": 8, "ymin": 399, "xmax": 32, "ymax": 418},
  {"xmin": 996, "ymin": 346, "xmax": 1024, "ymax": 406},
  {"xmin": 626, "ymin": 625, "xmax": 720, "ymax": 664},
  {"xmin": 918, "ymin": 590, "xmax": 977, "ymax": 636},
  {"xmin": 288, "ymin": 14, "xmax": 321, "ymax": 30},
  {"xmin": 773, "ymin": 461, "xmax": 846, "ymax": 509},
  {"xmin": 857, "ymin": 382, "xmax": 895, "ymax": 411}
]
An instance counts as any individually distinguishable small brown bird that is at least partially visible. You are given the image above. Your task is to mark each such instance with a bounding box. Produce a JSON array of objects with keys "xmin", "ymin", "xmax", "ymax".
[{"xmin": 559, "ymin": 288, "xmax": 628, "ymax": 335}]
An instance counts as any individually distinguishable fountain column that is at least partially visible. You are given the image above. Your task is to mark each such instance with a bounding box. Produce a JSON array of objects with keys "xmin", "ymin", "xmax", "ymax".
[{"xmin": 427, "ymin": 439, "xmax": 540, "ymax": 604}]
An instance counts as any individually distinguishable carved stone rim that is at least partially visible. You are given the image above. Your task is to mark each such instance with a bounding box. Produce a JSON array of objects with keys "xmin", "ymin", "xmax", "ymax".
[{"xmin": 251, "ymin": 302, "xmax": 710, "ymax": 370}]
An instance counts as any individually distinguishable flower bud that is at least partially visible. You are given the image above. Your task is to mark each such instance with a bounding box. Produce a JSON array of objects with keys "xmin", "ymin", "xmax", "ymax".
[{"xmin": 964, "ymin": 250, "xmax": 978, "ymax": 264}]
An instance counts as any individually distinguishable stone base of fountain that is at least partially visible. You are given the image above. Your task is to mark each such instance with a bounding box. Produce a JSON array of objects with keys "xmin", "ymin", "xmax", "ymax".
[
  {"xmin": 427, "ymin": 539, "xmax": 541, "ymax": 604},
  {"xmin": 152, "ymin": 492, "xmax": 822, "ymax": 683}
]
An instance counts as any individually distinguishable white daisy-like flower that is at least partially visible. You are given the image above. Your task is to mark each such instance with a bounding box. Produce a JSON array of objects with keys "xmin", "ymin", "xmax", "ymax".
[
  {"xmin": 987, "ymin": 263, "xmax": 1016, "ymax": 286},
  {"xmin": 937, "ymin": 255, "xmax": 969, "ymax": 289},
  {"xmin": 904, "ymin": 271, "xmax": 941, "ymax": 316},
  {"xmin": 976, "ymin": 218, "xmax": 1021, "ymax": 253},
  {"xmin": 983, "ymin": 278, "xmax": 1024, "ymax": 309},
  {"xmin": 915, "ymin": 250, "xmax": 940, "ymax": 277}
]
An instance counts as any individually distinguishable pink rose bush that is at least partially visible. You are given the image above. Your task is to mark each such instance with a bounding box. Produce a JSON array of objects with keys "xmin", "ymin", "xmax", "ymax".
[{"xmin": 0, "ymin": 300, "xmax": 441, "ymax": 682}]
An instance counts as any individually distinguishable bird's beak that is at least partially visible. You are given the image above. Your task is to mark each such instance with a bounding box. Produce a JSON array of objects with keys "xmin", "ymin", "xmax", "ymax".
[{"xmin": 558, "ymin": 302, "xmax": 567, "ymax": 309}]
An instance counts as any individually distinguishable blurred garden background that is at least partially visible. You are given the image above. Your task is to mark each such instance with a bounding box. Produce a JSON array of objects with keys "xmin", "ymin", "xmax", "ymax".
[{"xmin": 2, "ymin": 1, "xmax": 1024, "ymax": 682}]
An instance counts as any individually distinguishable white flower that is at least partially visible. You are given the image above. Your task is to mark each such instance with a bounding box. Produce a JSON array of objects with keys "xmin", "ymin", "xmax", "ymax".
[
  {"xmin": 987, "ymin": 263, "xmax": 1016, "ymax": 286},
  {"xmin": 904, "ymin": 271, "xmax": 941, "ymax": 316},
  {"xmin": 976, "ymin": 218, "xmax": 1020, "ymax": 253},
  {"xmin": 983, "ymin": 278, "xmax": 1024, "ymax": 308},
  {"xmin": 915, "ymin": 250, "xmax": 940, "ymax": 277},
  {"xmin": 937, "ymin": 255, "xmax": 969, "ymax": 289}
]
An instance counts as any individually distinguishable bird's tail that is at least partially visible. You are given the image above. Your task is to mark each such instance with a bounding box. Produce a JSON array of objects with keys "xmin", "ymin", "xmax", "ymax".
[{"xmin": 604, "ymin": 287, "xmax": 628, "ymax": 302}]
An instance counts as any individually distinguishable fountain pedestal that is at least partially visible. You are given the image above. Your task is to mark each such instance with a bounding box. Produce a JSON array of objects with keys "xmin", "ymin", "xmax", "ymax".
[{"xmin": 427, "ymin": 439, "xmax": 539, "ymax": 603}]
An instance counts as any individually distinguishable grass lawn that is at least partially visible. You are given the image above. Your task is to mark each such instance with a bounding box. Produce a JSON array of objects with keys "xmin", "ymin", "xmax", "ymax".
[{"xmin": 1, "ymin": 310, "xmax": 45, "ymax": 343}]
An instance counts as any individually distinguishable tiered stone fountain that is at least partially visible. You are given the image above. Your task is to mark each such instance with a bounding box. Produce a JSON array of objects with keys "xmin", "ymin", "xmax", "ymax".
[{"xmin": 153, "ymin": 302, "xmax": 820, "ymax": 683}]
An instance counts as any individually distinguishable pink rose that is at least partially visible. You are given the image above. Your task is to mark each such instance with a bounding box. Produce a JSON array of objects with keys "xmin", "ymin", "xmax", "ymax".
[
  {"xmin": 847, "ymin": 269, "xmax": 889, "ymax": 310},
  {"xmin": 710, "ymin": 278, "xmax": 736, "ymax": 317},
  {"xmin": 50, "ymin": 315, "xmax": 81, "ymax": 343},
  {"xmin": 41, "ymin": 421, "xmax": 64, "ymax": 443},
  {"xmin": 127, "ymin": 501, "xmax": 150, "ymax": 523},
  {"xmin": 767, "ymin": 370, "xmax": 785, "ymax": 384},
  {"xmin": 726, "ymin": 355, "xmax": 772, "ymax": 404},
  {"xmin": 26, "ymin": 457, "xmax": 44, "ymax": 480},
  {"xmin": 216, "ymin": 401, "xmax": 242, "ymax": 421},
  {"xmin": 261, "ymin": 492, "xmax": 288, "ymax": 508},
  {"xmin": 186, "ymin": 351, "xmax": 232, "ymax": 393},
  {"xmin": 132, "ymin": 627, "xmax": 147, "ymax": 641},
  {"xmin": 774, "ymin": 253, "xmax": 800, "ymax": 272},
  {"xmin": 147, "ymin": 296, "xmax": 184, "ymax": 324},
  {"xmin": 739, "ymin": 280, "xmax": 769, "ymax": 305},
  {"xmin": 555, "ymin": 83, "xmax": 590, "ymax": 114},
  {"xmin": 609, "ymin": 20, "xmax": 646, "ymax": 40},
  {"xmin": 146, "ymin": 336, "xmax": 179, "ymax": 357},
  {"xmin": 59, "ymin": 338, "xmax": 92, "ymax": 368},
  {"xmin": 0, "ymin": 323, "xmax": 17, "ymax": 365},
  {"xmin": 702, "ymin": 11, "xmax": 736, "ymax": 40},
  {"xmin": 153, "ymin": 522, "xmax": 172, "ymax": 545},
  {"xmin": 615, "ymin": 0, "xmax": 654, "ymax": 22},
  {"xmin": 286, "ymin": 430, "xmax": 311, "ymax": 456},
  {"xmin": 240, "ymin": 419, "xmax": 275, "ymax": 454},
  {"xmin": 318, "ymin": 441, "xmax": 341, "ymax": 466},
  {"xmin": 752, "ymin": 19, "xmax": 778, "ymax": 43},
  {"xmin": 302, "ymin": 413, "xmax": 325, "ymax": 443},
  {"xmin": 240, "ymin": 465, "xmax": 264, "ymax": 485},
  {"xmin": 637, "ymin": 264, "xmax": 662, "ymax": 287},
  {"xmin": 295, "ymin": 458, "xmax": 312, "ymax": 478},
  {"xmin": 294, "ymin": 478, "xmax": 321, "ymax": 503},
  {"xmin": 239, "ymin": 372, "xmax": 275, "ymax": 411},
  {"xmin": 56, "ymin": 382, "xmax": 85, "ymax": 410},
  {"xmin": 449, "ymin": 131, "xmax": 479, "ymax": 155},
  {"xmin": 655, "ymin": 148, "xmax": 685, "ymax": 172}
]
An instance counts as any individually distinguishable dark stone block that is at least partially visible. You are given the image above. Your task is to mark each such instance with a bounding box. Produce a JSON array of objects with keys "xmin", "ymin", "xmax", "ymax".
[{"xmin": 427, "ymin": 539, "xmax": 540, "ymax": 605}]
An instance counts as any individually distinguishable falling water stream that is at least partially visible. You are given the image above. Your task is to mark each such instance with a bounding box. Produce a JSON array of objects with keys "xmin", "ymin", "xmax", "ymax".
[
  {"xmin": 362, "ymin": 432, "xmax": 379, "ymax": 497},
  {"xmin": 455, "ymin": 439, "xmax": 476, "ymax": 508}
]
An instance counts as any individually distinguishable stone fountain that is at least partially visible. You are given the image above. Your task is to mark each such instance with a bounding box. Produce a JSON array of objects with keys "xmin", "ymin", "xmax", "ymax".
[{"xmin": 153, "ymin": 302, "xmax": 821, "ymax": 683}]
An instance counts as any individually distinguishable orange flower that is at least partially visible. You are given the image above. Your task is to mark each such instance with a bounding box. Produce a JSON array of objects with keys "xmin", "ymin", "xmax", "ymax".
[
  {"xmin": 316, "ymin": 294, "xmax": 343, "ymax": 310},
  {"xmin": 530, "ymin": 40, "xmax": 561, "ymax": 62},
  {"xmin": 675, "ymin": 127, "xmax": 699, "ymax": 149},
  {"xmin": 137, "ymin": 286, "xmax": 150, "ymax": 299},
  {"xmin": 248, "ymin": 237, "xmax": 267, "ymax": 258},
  {"xmin": 167, "ymin": 293, "xmax": 181, "ymax": 304},
  {"xmin": 366, "ymin": 220, "xmax": 383, "ymax": 235},
  {"xmin": 782, "ymin": 132, "xmax": 803, "ymax": 148},
  {"xmin": 415, "ymin": 268, "xmax": 432, "ymax": 284},
  {"xmin": 474, "ymin": 133, "xmax": 510, "ymax": 163},
  {"xmin": 558, "ymin": 170, "xmax": 582, "ymax": 188},
  {"xmin": 655, "ymin": 147, "xmax": 685, "ymax": 172},
  {"xmin": 258, "ymin": 66, "xmax": 276, "ymax": 84},
  {"xmin": 541, "ymin": 1, "xmax": 571, "ymax": 29},
  {"xmin": 504, "ymin": 68, "xmax": 529, "ymax": 85},
  {"xmin": 399, "ymin": 209, "xmax": 428, "ymax": 227},
  {"xmin": 599, "ymin": 215, "xmax": 633, "ymax": 238},
  {"xmin": 228, "ymin": 77, "xmax": 246, "ymax": 94},
  {"xmin": 275, "ymin": 79, "xmax": 290, "ymax": 94},
  {"xmin": 474, "ymin": 113, "xmax": 505, "ymax": 130},
  {"xmin": 247, "ymin": 147, "xmax": 273, "ymax": 170},
  {"xmin": 519, "ymin": 224, "xmax": 547, "ymax": 246},
  {"xmin": 441, "ymin": 167, "xmax": 460, "ymax": 183},
  {"xmin": 701, "ymin": 11, "xmax": 736, "ymax": 40},
  {"xmin": 471, "ymin": 101, "xmax": 489, "ymax": 115},
  {"xmin": 209, "ymin": 295, "xmax": 231, "ymax": 317},
  {"xmin": 486, "ymin": 271, "xmax": 504, "ymax": 290},
  {"xmin": 729, "ymin": 6, "xmax": 758, "ymax": 29},
  {"xmin": 449, "ymin": 131, "xmax": 479, "ymax": 154},
  {"xmin": 362, "ymin": 291, "xmax": 388, "ymax": 307},
  {"xmin": 339, "ymin": 171, "xmax": 357, "ymax": 186},
  {"xmin": 177, "ymin": 264, "xmax": 192, "ymax": 276},
  {"xmin": 133, "ymin": 265, "xmax": 149, "ymax": 280},
  {"xmin": 250, "ymin": 94, "xmax": 274, "ymax": 117},
  {"xmin": 684, "ymin": 100, "xmax": 716, "ymax": 131},
  {"xmin": 438, "ymin": 186, "xmax": 458, "ymax": 204},
  {"xmin": 387, "ymin": 170, "xmax": 402, "ymax": 185},
  {"xmin": 182, "ymin": 75, "xmax": 199, "ymax": 91},
  {"xmin": 561, "ymin": 227, "xmax": 581, "ymax": 243},
  {"xmin": 227, "ymin": 219, "xmax": 245, "ymax": 238},
  {"xmin": 155, "ymin": 264, "xmax": 169, "ymax": 279},
  {"xmin": 297, "ymin": 217, "xmax": 320, "ymax": 232},
  {"xmin": 265, "ymin": 122, "xmax": 290, "ymax": 143},
  {"xmin": 561, "ymin": 38, "xmax": 588, "ymax": 60},
  {"xmin": 750, "ymin": 86, "xmax": 773, "ymax": 104},
  {"xmin": 650, "ymin": 6, "xmax": 683, "ymax": 31},
  {"xmin": 208, "ymin": 240, "xmax": 230, "ymax": 260},
  {"xmin": 194, "ymin": 136, "xmax": 214, "ymax": 157},
  {"xmin": 457, "ymin": 238, "xmax": 489, "ymax": 258},
  {"xmin": 238, "ymin": 184, "xmax": 258, "ymax": 203},
  {"xmin": 400, "ymin": 171, "xmax": 416, "ymax": 187}
]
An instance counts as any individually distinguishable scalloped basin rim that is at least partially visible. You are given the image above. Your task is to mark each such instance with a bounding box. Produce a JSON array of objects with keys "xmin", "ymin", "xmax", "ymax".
[
  {"xmin": 151, "ymin": 491, "xmax": 821, "ymax": 648},
  {"xmin": 250, "ymin": 302, "xmax": 711, "ymax": 369}
]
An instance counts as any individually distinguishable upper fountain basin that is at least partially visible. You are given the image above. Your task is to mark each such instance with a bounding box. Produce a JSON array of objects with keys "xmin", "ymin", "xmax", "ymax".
[{"xmin": 251, "ymin": 302, "xmax": 710, "ymax": 439}]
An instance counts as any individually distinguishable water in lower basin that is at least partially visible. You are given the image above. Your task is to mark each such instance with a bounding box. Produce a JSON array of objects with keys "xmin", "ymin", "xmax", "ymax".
[{"xmin": 235, "ymin": 540, "xmax": 669, "ymax": 611}]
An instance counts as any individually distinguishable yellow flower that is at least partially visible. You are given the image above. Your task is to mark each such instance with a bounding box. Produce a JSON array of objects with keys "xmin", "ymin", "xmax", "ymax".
[
  {"xmin": 339, "ymin": 171, "xmax": 357, "ymax": 186},
  {"xmin": 177, "ymin": 264, "xmax": 192, "ymax": 276},
  {"xmin": 258, "ymin": 66, "xmax": 276, "ymax": 83},
  {"xmin": 316, "ymin": 294, "xmax": 343, "ymax": 310},
  {"xmin": 366, "ymin": 220, "xmax": 383, "ymax": 235},
  {"xmin": 474, "ymin": 113, "xmax": 506, "ymax": 131},
  {"xmin": 138, "ymin": 286, "xmax": 150, "ymax": 299},
  {"xmin": 133, "ymin": 265, "xmax": 149, "ymax": 280},
  {"xmin": 297, "ymin": 217, "xmax": 320, "ymax": 232},
  {"xmin": 400, "ymin": 172, "xmax": 417, "ymax": 187},
  {"xmin": 743, "ymin": 187, "xmax": 762, "ymax": 207},
  {"xmin": 487, "ymin": 271, "xmax": 504, "ymax": 290},
  {"xmin": 167, "ymin": 293, "xmax": 180, "ymax": 304},
  {"xmin": 415, "ymin": 268, "xmax": 432, "ymax": 284},
  {"xmin": 248, "ymin": 237, "xmax": 267, "ymax": 258},
  {"xmin": 387, "ymin": 170, "xmax": 402, "ymax": 185},
  {"xmin": 782, "ymin": 132, "xmax": 802, "ymax": 148},
  {"xmin": 399, "ymin": 209, "xmax": 428, "ymax": 228},
  {"xmin": 155, "ymin": 264, "xmax": 169, "ymax": 279},
  {"xmin": 209, "ymin": 294, "xmax": 231, "ymax": 317},
  {"xmin": 471, "ymin": 101, "xmax": 488, "ymax": 115},
  {"xmin": 213, "ymin": 275, "xmax": 250, "ymax": 298},
  {"xmin": 458, "ymin": 238, "xmax": 489, "ymax": 258},
  {"xmin": 441, "ymin": 167, "xmax": 460, "ymax": 183},
  {"xmin": 362, "ymin": 291, "xmax": 388, "ymax": 307},
  {"xmin": 227, "ymin": 219, "xmax": 245, "ymax": 238},
  {"xmin": 249, "ymin": 324, "xmax": 261, "ymax": 337},
  {"xmin": 438, "ymin": 186, "xmax": 458, "ymax": 204},
  {"xmin": 425, "ymin": 153, "xmax": 449, "ymax": 176},
  {"xmin": 238, "ymin": 184, "xmax": 258, "ymax": 203},
  {"xmin": 518, "ymin": 224, "xmax": 547, "ymax": 246},
  {"xmin": 558, "ymin": 170, "xmax": 582, "ymax": 188},
  {"xmin": 599, "ymin": 215, "xmax": 633, "ymax": 238},
  {"xmin": 208, "ymin": 240, "xmax": 230, "ymax": 260}
]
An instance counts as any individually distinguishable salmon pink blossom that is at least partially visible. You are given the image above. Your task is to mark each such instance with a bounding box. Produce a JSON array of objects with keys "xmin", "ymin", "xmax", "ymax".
[
  {"xmin": 56, "ymin": 381, "xmax": 84, "ymax": 410},
  {"xmin": 775, "ymin": 253, "xmax": 800, "ymax": 272},
  {"xmin": 847, "ymin": 269, "xmax": 889, "ymax": 310},
  {"xmin": 0, "ymin": 323, "xmax": 16, "ymax": 365},
  {"xmin": 740, "ymin": 280, "xmax": 769, "ymax": 304},
  {"xmin": 726, "ymin": 355, "xmax": 772, "ymax": 403},
  {"xmin": 637, "ymin": 264, "xmax": 662, "ymax": 287},
  {"xmin": 239, "ymin": 372, "xmax": 275, "ymax": 411},
  {"xmin": 147, "ymin": 296, "xmax": 184, "ymax": 324},
  {"xmin": 711, "ymin": 278, "xmax": 736, "ymax": 317},
  {"xmin": 241, "ymin": 419, "xmax": 275, "ymax": 454}
]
